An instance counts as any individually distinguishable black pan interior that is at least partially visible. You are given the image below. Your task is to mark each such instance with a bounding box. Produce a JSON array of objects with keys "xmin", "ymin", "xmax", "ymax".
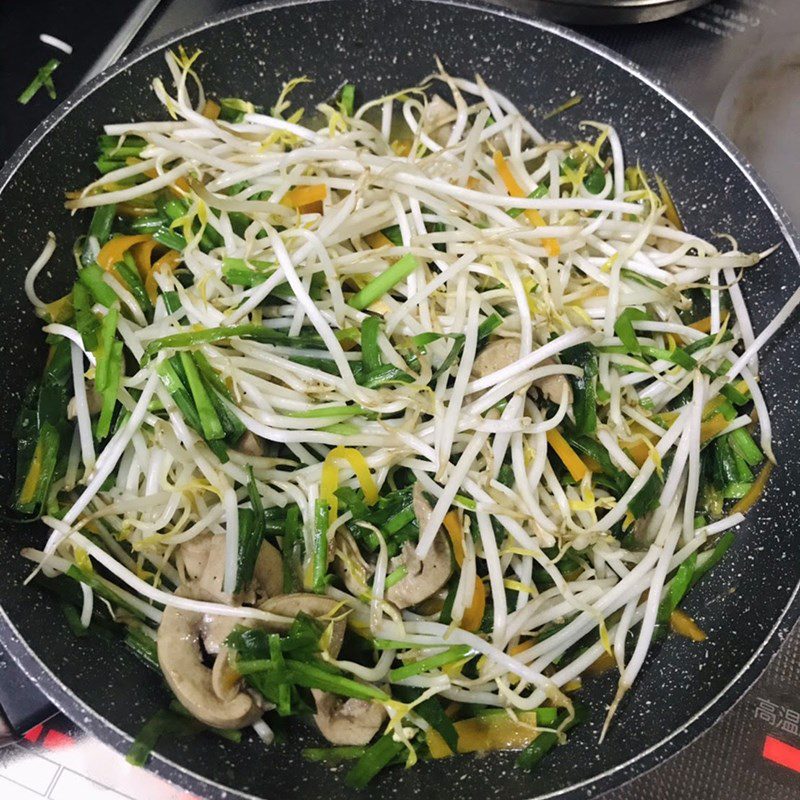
[{"xmin": 0, "ymin": 2, "xmax": 799, "ymax": 799}]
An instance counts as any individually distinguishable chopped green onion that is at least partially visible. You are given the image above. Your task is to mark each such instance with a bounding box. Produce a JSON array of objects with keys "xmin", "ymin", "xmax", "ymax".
[
  {"xmin": 145, "ymin": 324, "xmax": 324, "ymax": 360},
  {"xmin": 361, "ymin": 315, "xmax": 383, "ymax": 373},
  {"xmin": 348, "ymin": 253, "xmax": 420, "ymax": 311},
  {"xmin": 312, "ymin": 499, "xmax": 330, "ymax": 593},
  {"xmin": 178, "ymin": 351, "xmax": 225, "ymax": 440},
  {"xmin": 338, "ymin": 83, "xmax": 356, "ymax": 117},
  {"xmin": 613, "ymin": 307, "xmax": 648, "ymax": 355},
  {"xmin": 303, "ymin": 746, "xmax": 366, "ymax": 763},
  {"xmin": 389, "ymin": 644, "xmax": 472, "ymax": 682},
  {"xmin": 18, "ymin": 59, "xmax": 60, "ymax": 105},
  {"xmin": 78, "ymin": 264, "xmax": 118, "ymax": 307},
  {"xmin": 384, "ymin": 565, "xmax": 408, "ymax": 589},
  {"xmin": 729, "ymin": 427, "xmax": 762, "ymax": 466},
  {"xmin": 516, "ymin": 704, "xmax": 587, "ymax": 770},
  {"xmin": 345, "ymin": 735, "xmax": 406, "ymax": 789}
]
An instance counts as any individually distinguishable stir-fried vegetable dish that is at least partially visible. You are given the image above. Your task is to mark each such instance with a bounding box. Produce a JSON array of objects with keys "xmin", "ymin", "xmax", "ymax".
[{"xmin": 14, "ymin": 51, "xmax": 800, "ymax": 784}]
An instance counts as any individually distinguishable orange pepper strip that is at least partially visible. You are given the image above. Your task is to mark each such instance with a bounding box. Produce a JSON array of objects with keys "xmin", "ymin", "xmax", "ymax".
[
  {"xmin": 584, "ymin": 650, "xmax": 616, "ymax": 676},
  {"xmin": 443, "ymin": 511, "xmax": 465, "ymax": 566},
  {"xmin": 146, "ymin": 250, "xmax": 183, "ymax": 301},
  {"xmin": 442, "ymin": 510, "xmax": 484, "ymax": 633},
  {"xmin": 493, "ymin": 152, "xmax": 560, "ymax": 257},
  {"xmin": 202, "ymin": 99, "xmax": 220, "ymax": 120},
  {"xmin": 364, "ymin": 231, "xmax": 395, "ymax": 249},
  {"xmin": 97, "ymin": 234, "xmax": 150, "ymax": 271},
  {"xmin": 461, "ymin": 579, "xmax": 486, "ymax": 633},
  {"xmin": 282, "ymin": 184, "xmax": 327, "ymax": 211},
  {"xmin": 623, "ymin": 439, "xmax": 650, "ymax": 468},
  {"xmin": 546, "ymin": 428, "xmax": 589, "ymax": 482},
  {"xmin": 132, "ymin": 240, "xmax": 161, "ymax": 303},
  {"xmin": 509, "ymin": 639, "xmax": 534, "ymax": 657},
  {"xmin": 144, "ymin": 168, "xmax": 190, "ymax": 196},
  {"xmin": 732, "ymin": 461, "xmax": 774, "ymax": 515},
  {"xmin": 688, "ymin": 312, "xmax": 730, "ymax": 334},
  {"xmin": 654, "ymin": 175, "xmax": 684, "ymax": 231},
  {"xmin": 427, "ymin": 710, "xmax": 546, "ymax": 758},
  {"xmin": 699, "ymin": 412, "xmax": 730, "ymax": 444},
  {"xmin": 669, "ymin": 609, "xmax": 706, "ymax": 642}
]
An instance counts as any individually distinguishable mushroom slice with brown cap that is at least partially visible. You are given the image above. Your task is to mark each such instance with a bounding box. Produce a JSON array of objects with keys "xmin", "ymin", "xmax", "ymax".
[
  {"xmin": 259, "ymin": 593, "xmax": 347, "ymax": 658},
  {"xmin": 212, "ymin": 648, "xmax": 244, "ymax": 703},
  {"xmin": 201, "ymin": 613, "xmax": 242, "ymax": 655},
  {"xmin": 157, "ymin": 588, "xmax": 261, "ymax": 729},
  {"xmin": 236, "ymin": 431, "xmax": 265, "ymax": 457},
  {"xmin": 385, "ymin": 484, "xmax": 452, "ymax": 610},
  {"xmin": 422, "ymin": 95, "xmax": 456, "ymax": 148},
  {"xmin": 310, "ymin": 688, "xmax": 388, "ymax": 746},
  {"xmin": 471, "ymin": 339, "xmax": 572, "ymax": 405},
  {"xmin": 471, "ymin": 338, "xmax": 519, "ymax": 380},
  {"xmin": 252, "ymin": 540, "xmax": 283, "ymax": 602},
  {"xmin": 178, "ymin": 536, "xmax": 283, "ymax": 605}
]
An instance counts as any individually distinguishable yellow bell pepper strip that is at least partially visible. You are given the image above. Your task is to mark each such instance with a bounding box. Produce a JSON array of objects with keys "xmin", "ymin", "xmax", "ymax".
[
  {"xmin": 443, "ymin": 511, "xmax": 465, "ymax": 565},
  {"xmin": 732, "ymin": 461, "xmax": 774, "ymax": 514},
  {"xmin": 202, "ymin": 99, "xmax": 220, "ymax": 120},
  {"xmin": 622, "ymin": 438, "xmax": 650, "ymax": 468},
  {"xmin": 688, "ymin": 312, "xmax": 731, "ymax": 334},
  {"xmin": 321, "ymin": 446, "xmax": 378, "ymax": 524},
  {"xmin": 132, "ymin": 239, "xmax": 160, "ymax": 302},
  {"xmin": 143, "ymin": 167, "xmax": 191, "ymax": 196},
  {"xmin": 699, "ymin": 412, "xmax": 730, "ymax": 444},
  {"xmin": 97, "ymin": 234, "xmax": 150, "ymax": 272},
  {"xmin": 442, "ymin": 510, "xmax": 485, "ymax": 632},
  {"xmin": 282, "ymin": 184, "xmax": 327, "ymax": 214},
  {"xmin": 427, "ymin": 709, "xmax": 557, "ymax": 758},
  {"xmin": 669, "ymin": 609, "xmax": 706, "ymax": 642},
  {"xmin": 17, "ymin": 436, "xmax": 46, "ymax": 507},
  {"xmin": 45, "ymin": 293, "xmax": 73, "ymax": 323},
  {"xmin": 461, "ymin": 579, "xmax": 486, "ymax": 633},
  {"xmin": 493, "ymin": 151, "xmax": 560, "ymax": 257},
  {"xmin": 147, "ymin": 249, "xmax": 182, "ymax": 301},
  {"xmin": 391, "ymin": 139, "xmax": 413, "ymax": 157},
  {"xmin": 584, "ymin": 650, "xmax": 616, "ymax": 676},
  {"xmin": 546, "ymin": 428, "xmax": 590, "ymax": 482},
  {"xmin": 509, "ymin": 639, "xmax": 534, "ymax": 657},
  {"xmin": 364, "ymin": 231, "xmax": 395, "ymax": 250},
  {"xmin": 655, "ymin": 175, "xmax": 684, "ymax": 231}
]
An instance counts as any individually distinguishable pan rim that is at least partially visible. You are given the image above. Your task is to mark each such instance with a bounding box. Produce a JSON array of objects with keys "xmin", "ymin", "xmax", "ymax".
[{"xmin": 1, "ymin": 1, "xmax": 798, "ymax": 798}]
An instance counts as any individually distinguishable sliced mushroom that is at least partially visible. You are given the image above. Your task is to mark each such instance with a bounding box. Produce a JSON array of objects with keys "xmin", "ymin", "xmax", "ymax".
[
  {"xmin": 189, "ymin": 534, "xmax": 229, "ymax": 603},
  {"xmin": 157, "ymin": 588, "xmax": 261, "ymax": 729},
  {"xmin": 67, "ymin": 382, "xmax": 102, "ymax": 420},
  {"xmin": 471, "ymin": 339, "xmax": 572, "ymax": 405},
  {"xmin": 201, "ymin": 613, "xmax": 242, "ymax": 655},
  {"xmin": 534, "ymin": 361, "xmax": 573, "ymax": 405},
  {"xmin": 178, "ymin": 535, "xmax": 282, "ymax": 604},
  {"xmin": 333, "ymin": 528, "xmax": 374, "ymax": 598},
  {"xmin": 311, "ymin": 688, "xmax": 387, "ymax": 746},
  {"xmin": 177, "ymin": 533, "xmax": 214, "ymax": 585},
  {"xmin": 385, "ymin": 484, "xmax": 452, "ymax": 610},
  {"xmin": 252, "ymin": 540, "xmax": 283, "ymax": 601},
  {"xmin": 212, "ymin": 648, "xmax": 243, "ymax": 702},
  {"xmin": 236, "ymin": 431, "xmax": 265, "ymax": 457},
  {"xmin": 471, "ymin": 338, "xmax": 519, "ymax": 379},
  {"xmin": 259, "ymin": 593, "xmax": 346, "ymax": 658},
  {"xmin": 422, "ymin": 95, "xmax": 456, "ymax": 147}
]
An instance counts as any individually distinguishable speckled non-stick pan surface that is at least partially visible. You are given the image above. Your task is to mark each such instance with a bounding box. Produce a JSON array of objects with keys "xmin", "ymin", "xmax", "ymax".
[{"xmin": 0, "ymin": 2, "xmax": 798, "ymax": 798}]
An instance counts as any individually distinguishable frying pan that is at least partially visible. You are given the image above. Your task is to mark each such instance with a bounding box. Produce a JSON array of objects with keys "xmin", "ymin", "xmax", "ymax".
[{"xmin": 1, "ymin": 1, "xmax": 799, "ymax": 798}]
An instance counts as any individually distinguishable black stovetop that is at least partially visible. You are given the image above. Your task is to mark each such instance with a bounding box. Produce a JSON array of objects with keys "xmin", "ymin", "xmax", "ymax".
[{"xmin": 0, "ymin": 1, "xmax": 799, "ymax": 799}]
